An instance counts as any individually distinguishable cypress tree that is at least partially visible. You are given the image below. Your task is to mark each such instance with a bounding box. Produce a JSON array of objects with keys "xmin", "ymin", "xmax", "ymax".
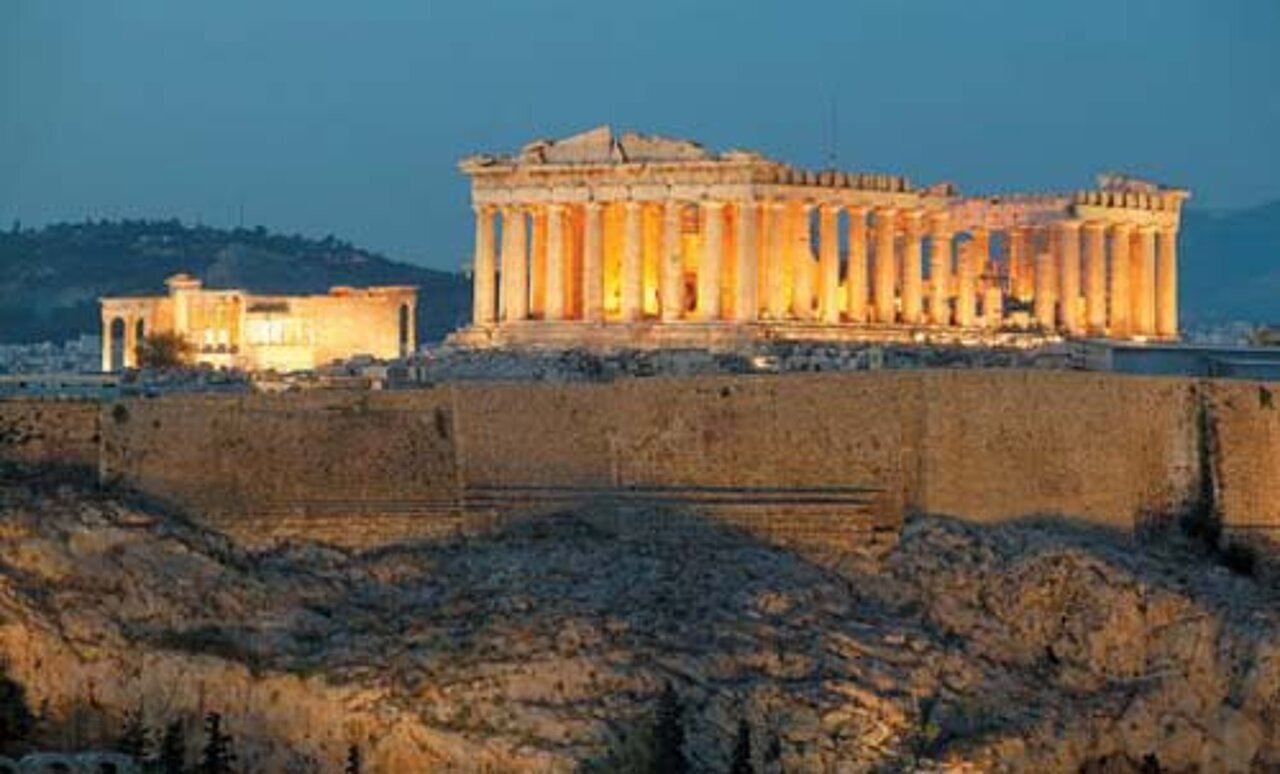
[
  {"xmin": 729, "ymin": 716, "xmax": 753, "ymax": 774},
  {"xmin": 345, "ymin": 743, "xmax": 362, "ymax": 774},
  {"xmin": 158, "ymin": 719, "xmax": 187, "ymax": 774},
  {"xmin": 198, "ymin": 712, "xmax": 236, "ymax": 774},
  {"xmin": 652, "ymin": 682, "xmax": 688, "ymax": 774}
]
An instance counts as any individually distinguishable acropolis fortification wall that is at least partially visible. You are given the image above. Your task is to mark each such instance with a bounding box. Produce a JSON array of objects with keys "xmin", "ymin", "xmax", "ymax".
[{"xmin": 5, "ymin": 372, "xmax": 1279, "ymax": 555}]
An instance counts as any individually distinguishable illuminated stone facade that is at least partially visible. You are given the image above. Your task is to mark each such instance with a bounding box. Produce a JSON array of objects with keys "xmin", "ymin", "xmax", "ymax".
[
  {"xmin": 452, "ymin": 126, "xmax": 1189, "ymax": 349},
  {"xmin": 99, "ymin": 274, "xmax": 417, "ymax": 372}
]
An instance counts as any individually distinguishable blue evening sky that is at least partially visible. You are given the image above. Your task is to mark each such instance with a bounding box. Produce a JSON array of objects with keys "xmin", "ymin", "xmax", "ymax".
[{"xmin": 2, "ymin": 0, "xmax": 1277, "ymax": 270}]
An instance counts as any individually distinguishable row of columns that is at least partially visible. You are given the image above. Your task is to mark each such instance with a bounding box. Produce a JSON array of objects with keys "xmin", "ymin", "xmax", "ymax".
[
  {"xmin": 471, "ymin": 201, "xmax": 1178, "ymax": 339},
  {"xmin": 1046, "ymin": 220, "xmax": 1178, "ymax": 338}
]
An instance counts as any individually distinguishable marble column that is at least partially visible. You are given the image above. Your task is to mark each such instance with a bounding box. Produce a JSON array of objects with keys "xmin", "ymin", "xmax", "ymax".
[
  {"xmin": 818, "ymin": 204, "xmax": 840, "ymax": 323},
  {"xmin": 660, "ymin": 200, "xmax": 683, "ymax": 322},
  {"xmin": 544, "ymin": 204, "xmax": 566, "ymax": 321},
  {"xmin": 529, "ymin": 207, "xmax": 547, "ymax": 318},
  {"xmin": 1156, "ymin": 226, "xmax": 1178, "ymax": 339},
  {"xmin": 582, "ymin": 202, "xmax": 604, "ymax": 323},
  {"xmin": 1133, "ymin": 225, "xmax": 1157, "ymax": 336},
  {"xmin": 790, "ymin": 203, "xmax": 814, "ymax": 320},
  {"xmin": 845, "ymin": 206, "xmax": 869, "ymax": 323},
  {"xmin": 1083, "ymin": 220, "xmax": 1107, "ymax": 335},
  {"xmin": 699, "ymin": 201, "xmax": 725, "ymax": 321},
  {"xmin": 1108, "ymin": 223, "xmax": 1131, "ymax": 337},
  {"xmin": 123, "ymin": 315, "xmax": 138, "ymax": 369},
  {"xmin": 101, "ymin": 315, "xmax": 114, "ymax": 372},
  {"xmin": 955, "ymin": 241, "xmax": 975, "ymax": 327},
  {"xmin": 873, "ymin": 208, "xmax": 898, "ymax": 324},
  {"xmin": 621, "ymin": 201, "xmax": 644, "ymax": 322},
  {"xmin": 928, "ymin": 213, "xmax": 952, "ymax": 326},
  {"xmin": 1008, "ymin": 226, "xmax": 1031, "ymax": 301},
  {"xmin": 969, "ymin": 226, "xmax": 991, "ymax": 325},
  {"xmin": 1033, "ymin": 248, "xmax": 1057, "ymax": 330},
  {"xmin": 734, "ymin": 201, "xmax": 759, "ymax": 323},
  {"xmin": 766, "ymin": 202, "xmax": 788, "ymax": 318},
  {"xmin": 901, "ymin": 210, "xmax": 924, "ymax": 324},
  {"xmin": 1055, "ymin": 220, "xmax": 1082, "ymax": 334},
  {"xmin": 471, "ymin": 205, "xmax": 497, "ymax": 325},
  {"xmin": 501, "ymin": 206, "xmax": 528, "ymax": 322}
]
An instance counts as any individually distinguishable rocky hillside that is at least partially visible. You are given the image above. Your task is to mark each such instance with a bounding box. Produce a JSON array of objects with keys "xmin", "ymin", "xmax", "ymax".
[
  {"xmin": 0, "ymin": 220, "xmax": 471, "ymax": 345},
  {"xmin": 0, "ymin": 465, "xmax": 1277, "ymax": 771}
]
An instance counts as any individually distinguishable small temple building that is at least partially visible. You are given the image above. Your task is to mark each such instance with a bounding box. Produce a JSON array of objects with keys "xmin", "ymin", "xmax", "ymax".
[
  {"xmin": 99, "ymin": 274, "xmax": 417, "ymax": 372},
  {"xmin": 450, "ymin": 126, "xmax": 1188, "ymax": 350}
]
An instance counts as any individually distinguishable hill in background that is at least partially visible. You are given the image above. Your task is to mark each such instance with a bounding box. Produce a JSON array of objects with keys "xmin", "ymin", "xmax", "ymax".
[
  {"xmin": 0, "ymin": 219, "xmax": 471, "ymax": 345},
  {"xmin": 1180, "ymin": 199, "xmax": 1280, "ymax": 324}
]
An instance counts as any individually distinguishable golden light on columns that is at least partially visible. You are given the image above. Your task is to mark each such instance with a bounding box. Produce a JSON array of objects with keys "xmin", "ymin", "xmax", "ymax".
[
  {"xmin": 900, "ymin": 209, "xmax": 924, "ymax": 325},
  {"xmin": 659, "ymin": 200, "xmax": 683, "ymax": 323},
  {"xmin": 582, "ymin": 202, "xmax": 605, "ymax": 323},
  {"xmin": 845, "ymin": 206, "xmax": 869, "ymax": 323},
  {"xmin": 873, "ymin": 208, "xmax": 898, "ymax": 324},
  {"xmin": 818, "ymin": 204, "xmax": 841, "ymax": 324},
  {"xmin": 1156, "ymin": 226, "xmax": 1178, "ymax": 338},
  {"xmin": 1108, "ymin": 222, "xmax": 1132, "ymax": 337},
  {"xmin": 927, "ymin": 212, "xmax": 952, "ymax": 326}
]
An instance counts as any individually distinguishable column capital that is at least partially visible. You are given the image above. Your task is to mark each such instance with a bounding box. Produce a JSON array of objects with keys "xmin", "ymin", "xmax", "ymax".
[
  {"xmin": 818, "ymin": 202, "xmax": 843, "ymax": 216},
  {"xmin": 1109, "ymin": 221, "xmax": 1133, "ymax": 236},
  {"xmin": 545, "ymin": 202, "xmax": 566, "ymax": 214},
  {"xmin": 701, "ymin": 199, "xmax": 727, "ymax": 211},
  {"xmin": 472, "ymin": 203, "xmax": 496, "ymax": 215},
  {"xmin": 1082, "ymin": 220, "xmax": 1107, "ymax": 233},
  {"xmin": 624, "ymin": 200, "xmax": 643, "ymax": 212},
  {"xmin": 1054, "ymin": 219, "xmax": 1083, "ymax": 232},
  {"xmin": 901, "ymin": 209, "xmax": 925, "ymax": 227},
  {"xmin": 845, "ymin": 204, "xmax": 869, "ymax": 218},
  {"xmin": 583, "ymin": 200, "xmax": 603, "ymax": 212},
  {"xmin": 765, "ymin": 200, "xmax": 787, "ymax": 212},
  {"xmin": 1136, "ymin": 223, "xmax": 1158, "ymax": 236}
]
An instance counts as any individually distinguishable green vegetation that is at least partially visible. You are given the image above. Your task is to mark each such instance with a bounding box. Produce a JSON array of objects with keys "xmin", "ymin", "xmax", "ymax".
[{"xmin": 137, "ymin": 332, "xmax": 195, "ymax": 369}]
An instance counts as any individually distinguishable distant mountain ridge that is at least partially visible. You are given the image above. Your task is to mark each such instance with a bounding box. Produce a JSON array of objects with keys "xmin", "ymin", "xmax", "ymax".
[
  {"xmin": 1180, "ymin": 199, "xmax": 1280, "ymax": 324},
  {"xmin": 0, "ymin": 219, "xmax": 470, "ymax": 344}
]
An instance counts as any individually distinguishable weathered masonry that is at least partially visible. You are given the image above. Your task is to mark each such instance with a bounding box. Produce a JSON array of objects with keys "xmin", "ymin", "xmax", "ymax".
[
  {"xmin": 100, "ymin": 274, "xmax": 417, "ymax": 372},
  {"xmin": 451, "ymin": 126, "xmax": 1188, "ymax": 349}
]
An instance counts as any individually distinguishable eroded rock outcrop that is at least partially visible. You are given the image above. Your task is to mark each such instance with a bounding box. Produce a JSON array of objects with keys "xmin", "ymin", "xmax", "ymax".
[{"xmin": 0, "ymin": 468, "xmax": 1276, "ymax": 771}]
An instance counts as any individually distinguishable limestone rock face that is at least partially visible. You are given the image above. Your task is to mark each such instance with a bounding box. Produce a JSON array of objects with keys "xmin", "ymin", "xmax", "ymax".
[{"xmin": 0, "ymin": 468, "xmax": 1277, "ymax": 771}]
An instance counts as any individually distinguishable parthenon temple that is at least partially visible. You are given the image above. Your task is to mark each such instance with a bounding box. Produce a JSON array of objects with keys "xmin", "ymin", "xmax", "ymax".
[{"xmin": 450, "ymin": 126, "xmax": 1188, "ymax": 349}]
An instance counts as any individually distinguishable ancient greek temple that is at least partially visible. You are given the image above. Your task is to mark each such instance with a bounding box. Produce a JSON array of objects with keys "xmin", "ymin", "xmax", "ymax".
[{"xmin": 450, "ymin": 126, "xmax": 1188, "ymax": 349}]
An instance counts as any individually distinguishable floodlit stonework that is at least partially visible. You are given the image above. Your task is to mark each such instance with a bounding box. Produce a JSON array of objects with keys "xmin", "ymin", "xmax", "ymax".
[
  {"xmin": 99, "ymin": 274, "xmax": 417, "ymax": 372},
  {"xmin": 451, "ymin": 126, "xmax": 1189, "ymax": 349}
]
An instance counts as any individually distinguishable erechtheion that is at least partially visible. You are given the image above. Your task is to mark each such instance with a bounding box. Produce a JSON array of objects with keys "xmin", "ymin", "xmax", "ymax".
[{"xmin": 100, "ymin": 274, "xmax": 416, "ymax": 371}]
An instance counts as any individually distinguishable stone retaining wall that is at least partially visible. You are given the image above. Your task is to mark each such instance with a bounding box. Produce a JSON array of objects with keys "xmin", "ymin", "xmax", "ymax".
[{"xmin": 10, "ymin": 371, "xmax": 1278, "ymax": 553}]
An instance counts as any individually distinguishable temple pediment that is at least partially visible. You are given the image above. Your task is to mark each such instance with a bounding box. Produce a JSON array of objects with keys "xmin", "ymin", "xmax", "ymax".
[{"xmin": 517, "ymin": 125, "xmax": 713, "ymax": 165}]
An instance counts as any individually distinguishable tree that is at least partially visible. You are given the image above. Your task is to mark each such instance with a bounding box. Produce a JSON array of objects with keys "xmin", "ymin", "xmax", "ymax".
[
  {"xmin": 198, "ymin": 712, "xmax": 236, "ymax": 774},
  {"xmin": 729, "ymin": 717, "xmax": 753, "ymax": 774},
  {"xmin": 115, "ymin": 706, "xmax": 151, "ymax": 761},
  {"xmin": 0, "ymin": 666, "xmax": 33, "ymax": 755},
  {"xmin": 345, "ymin": 743, "xmax": 362, "ymax": 774},
  {"xmin": 159, "ymin": 719, "xmax": 187, "ymax": 774},
  {"xmin": 652, "ymin": 682, "xmax": 688, "ymax": 774},
  {"xmin": 137, "ymin": 331, "xmax": 194, "ymax": 369}
]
